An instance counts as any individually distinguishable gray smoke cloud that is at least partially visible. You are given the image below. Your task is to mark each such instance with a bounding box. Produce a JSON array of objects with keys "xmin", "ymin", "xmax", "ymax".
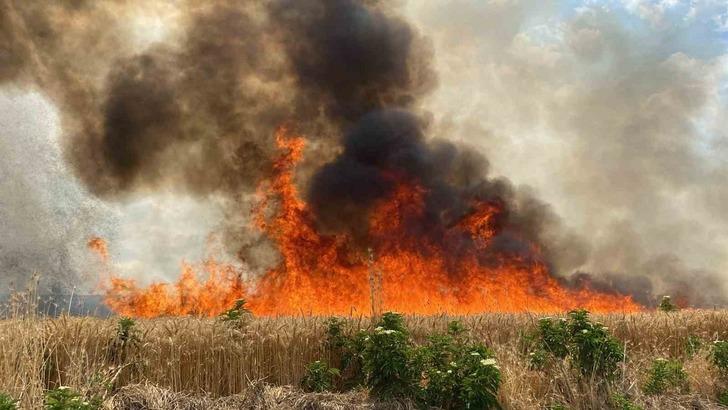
[
  {"xmin": 407, "ymin": 0, "xmax": 728, "ymax": 306},
  {"xmin": 0, "ymin": 90, "xmax": 113, "ymax": 292},
  {"xmin": 1, "ymin": 0, "xmax": 727, "ymax": 306}
]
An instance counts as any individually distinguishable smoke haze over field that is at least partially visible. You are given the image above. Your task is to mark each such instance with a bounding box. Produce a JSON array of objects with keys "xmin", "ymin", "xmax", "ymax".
[{"xmin": 1, "ymin": 0, "xmax": 728, "ymax": 305}]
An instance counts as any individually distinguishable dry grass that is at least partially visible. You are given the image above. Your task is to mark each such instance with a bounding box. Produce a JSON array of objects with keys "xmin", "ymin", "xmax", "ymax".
[{"xmin": 1, "ymin": 309, "xmax": 727, "ymax": 409}]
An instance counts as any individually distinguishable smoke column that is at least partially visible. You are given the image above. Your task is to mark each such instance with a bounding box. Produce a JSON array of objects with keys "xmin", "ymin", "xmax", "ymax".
[{"xmin": 1, "ymin": 0, "xmax": 725, "ymax": 306}]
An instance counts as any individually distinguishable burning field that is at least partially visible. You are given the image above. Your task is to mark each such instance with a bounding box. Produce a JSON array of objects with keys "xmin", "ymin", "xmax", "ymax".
[
  {"xmin": 95, "ymin": 127, "xmax": 640, "ymax": 318},
  {"xmin": 3, "ymin": 0, "xmax": 728, "ymax": 408}
]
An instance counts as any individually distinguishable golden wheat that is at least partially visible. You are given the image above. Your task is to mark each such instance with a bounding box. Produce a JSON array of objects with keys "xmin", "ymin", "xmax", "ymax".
[{"xmin": 0, "ymin": 310, "xmax": 726, "ymax": 409}]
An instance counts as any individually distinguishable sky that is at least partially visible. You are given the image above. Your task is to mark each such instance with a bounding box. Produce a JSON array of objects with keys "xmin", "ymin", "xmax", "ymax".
[{"xmin": 1, "ymin": 0, "xmax": 728, "ymax": 300}]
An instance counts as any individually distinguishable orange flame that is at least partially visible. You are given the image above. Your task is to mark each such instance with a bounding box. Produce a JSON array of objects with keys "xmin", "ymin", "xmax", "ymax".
[{"xmin": 97, "ymin": 127, "xmax": 641, "ymax": 317}]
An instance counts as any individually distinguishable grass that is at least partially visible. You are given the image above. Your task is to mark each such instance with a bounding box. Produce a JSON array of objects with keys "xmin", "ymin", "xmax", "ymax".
[{"xmin": 1, "ymin": 307, "xmax": 727, "ymax": 408}]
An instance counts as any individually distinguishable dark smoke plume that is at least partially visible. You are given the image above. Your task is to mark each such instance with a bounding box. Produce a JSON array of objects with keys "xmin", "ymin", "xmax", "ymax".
[{"xmin": 1, "ymin": 0, "xmax": 723, "ymax": 306}]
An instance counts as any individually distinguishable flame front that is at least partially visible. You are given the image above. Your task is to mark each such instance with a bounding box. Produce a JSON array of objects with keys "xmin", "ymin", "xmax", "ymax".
[{"xmin": 96, "ymin": 128, "xmax": 641, "ymax": 317}]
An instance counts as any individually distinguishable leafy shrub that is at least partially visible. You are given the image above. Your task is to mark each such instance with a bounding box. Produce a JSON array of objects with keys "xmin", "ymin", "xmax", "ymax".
[
  {"xmin": 362, "ymin": 312, "xmax": 417, "ymax": 398},
  {"xmin": 45, "ymin": 387, "xmax": 100, "ymax": 410},
  {"xmin": 659, "ymin": 296, "xmax": 678, "ymax": 312},
  {"xmin": 643, "ymin": 358, "xmax": 689, "ymax": 395},
  {"xmin": 116, "ymin": 317, "xmax": 137, "ymax": 343},
  {"xmin": 712, "ymin": 340, "xmax": 728, "ymax": 377},
  {"xmin": 456, "ymin": 345, "xmax": 501, "ymax": 409},
  {"xmin": 718, "ymin": 389, "xmax": 728, "ymax": 406},
  {"xmin": 686, "ymin": 335, "xmax": 702, "ymax": 358},
  {"xmin": 318, "ymin": 314, "xmax": 501, "ymax": 409},
  {"xmin": 300, "ymin": 360, "xmax": 340, "ymax": 392},
  {"xmin": 528, "ymin": 348, "xmax": 549, "ymax": 370},
  {"xmin": 109, "ymin": 317, "xmax": 140, "ymax": 364},
  {"xmin": 0, "ymin": 393, "xmax": 18, "ymax": 410},
  {"xmin": 417, "ymin": 326, "xmax": 500, "ymax": 410},
  {"xmin": 219, "ymin": 299, "xmax": 252, "ymax": 328},
  {"xmin": 566, "ymin": 309, "xmax": 624, "ymax": 378},
  {"xmin": 538, "ymin": 317, "xmax": 569, "ymax": 358},
  {"xmin": 528, "ymin": 310, "xmax": 624, "ymax": 379},
  {"xmin": 612, "ymin": 393, "xmax": 643, "ymax": 410}
]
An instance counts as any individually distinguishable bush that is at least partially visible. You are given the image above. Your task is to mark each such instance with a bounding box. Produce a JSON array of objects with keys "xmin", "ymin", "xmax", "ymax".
[
  {"xmin": 325, "ymin": 318, "xmax": 368, "ymax": 388},
  {"xmin": 612, "ymin": 393, "xmax": 643, "ymax": 410},
  {"xmin": 718, "ymin": 389, "xmax": 728, "ymax": 406},
  {"xmin": 417, "ymin": 329, "xmax": 500, "ymax": 409},
  {"xmin": 362, "ymin": 312, "xmax": 417, "ymax": 399},
  {"xmin": 0, "ymin": 393, "xmax": 18, "ymax": 410},
  {"xmin": 528, "ymin": 310, "xmax": 624, "ymax": 379},
  {"xmin": 659, "ymin": 296, "xmax": 678, "ymax": 312},
  {"xmin": 712, "ymin": 340, "xmax": 728, "ymax": 377},
  {"xmin": 316, "ymin": 314, "xmax": 501, "ymax": 409},
  {"xmin": 219, "ymin": 299, "xmax": 252, "ymax": 329},
  {"xmin": 538, "ymin": 317, "xmax": 569, "ymax": 358},
  {"xmin": 643, "ymin": 358, "xmax": 689, "ymax": 395},
  {"xmin": 686, "ymin": 335, "xmax": 702, "ymax": 358},
  {"xmin": 44, "ymin": 387, "xmax": 100, "ymax": 410},
  {"xmin": 300, "ymin": 360, "xmax": 340, "ymax": 392}
]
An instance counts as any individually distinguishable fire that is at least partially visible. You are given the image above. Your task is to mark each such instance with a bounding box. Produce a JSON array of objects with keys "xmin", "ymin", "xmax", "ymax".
[{"xmin": 94, "ymin": 127, "xmax": 641, "ymax": 317}]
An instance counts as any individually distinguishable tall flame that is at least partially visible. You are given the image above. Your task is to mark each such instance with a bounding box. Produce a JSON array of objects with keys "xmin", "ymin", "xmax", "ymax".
[{"xmin": 94, "ymin": 128, "xmax": 641, "ymax": 317}]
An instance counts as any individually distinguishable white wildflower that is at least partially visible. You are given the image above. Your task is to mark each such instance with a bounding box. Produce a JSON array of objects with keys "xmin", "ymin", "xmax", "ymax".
[
  {"xmin": 450, "ymin": 361, "xmax": 457, "ymax": 367},
  {"xmin": 581, "ymin": 329, "xmax": 589, "ymax": 334},
  {"xmin": 470, "ymin": 352, "xmax": 481, "ymax": 356},
  {"xmin": 480, "ymin": 358, "xmax": 497, "ymax": 367}
]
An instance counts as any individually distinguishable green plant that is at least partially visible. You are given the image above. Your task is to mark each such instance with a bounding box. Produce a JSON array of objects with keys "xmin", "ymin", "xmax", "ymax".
[
  {"xmin": 109, "ymin": 316, "xmax": 140, "ymax": 364},
  {"xmin": 718, "ymin": 389, "xmax": 728, "ymax": 406},
  {"xmin": 325, "ymin": 318, "xmax": 368, "ymax": 388},
  {"xmin": 528, "ymin": 348, "xmax": 549, "ymax": 370},
  {"xmin": 300, "ymin": 360, "xmax": 340, "ymax": 392},
  {"xmin": 567, "ymin": 309, "xmax": 624, "ymax": 378},
  {"xmin": 643, "ymin": 358, "xmax": 689, "ymax": 395},
  {"xmin": 363, "ymin": 312, "xmax": 417, "ymax": 399},
  {"xmin": 219, "ymin": 299, "xmax": 252, "ymax": 328},
  {"xmin": 0, "ymin": 393, "xmax": 18, "ymax": 410},
  {"xmin": 612, "ymin": 393, "xmax": 643, "ymax": 410},
  {"xmin": 686, "ymin": 335, "xmax": 702, "ymax": 357},
  {"xmin": 116, "ymin": 317, "xmax": 137, "ymax": 343},
  {"xmin": 416, "ymin": 322, "xmax": 500, "ymax": 409},
  {"xmin": 538, "ymin": 317, "xmax": 570, "ymax": 358},
  {"xmin": 659, "ymin": 295, "xmax": 678, "ymax": 312},
  {"xmin": 713, "ymin": 340, "xmax": 728, "ymax": 377},
  {"xmin": 45, "ymin": 387, "xmax": 100, "ymax": 410},
  {"xmin": 527, "ymin": 311, "xmax": 624, "ymax": 379}
]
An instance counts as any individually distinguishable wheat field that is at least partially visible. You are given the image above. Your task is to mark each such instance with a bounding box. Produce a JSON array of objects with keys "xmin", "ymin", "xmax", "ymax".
[{"xmin": 1, "ymin": 305, "xmax": 727, "ymax": 409}]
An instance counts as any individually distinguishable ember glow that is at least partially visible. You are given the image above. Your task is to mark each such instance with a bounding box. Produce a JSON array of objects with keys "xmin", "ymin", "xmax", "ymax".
[{"xmin": 92, "ymin": 128, "xmax": 641, "ymax": 318}]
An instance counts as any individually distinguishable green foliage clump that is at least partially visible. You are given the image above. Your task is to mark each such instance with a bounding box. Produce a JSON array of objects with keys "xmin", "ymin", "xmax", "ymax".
[
  {"xmin": 686, "ymin": 335, "xmax": 702, "ymax": 358},
  {"xmin": 0, "ymin": 393, "xmax": 18, "ymax": 410},
  {"xmin": 712, "ymin": 340, "xmax": 728, "ymax": 376},
  {"xmin": 314, "ymin": 314, "xmax": 501, "ymax": 409},
  {"xmin": 300, "ymin": 360, "xmax": 340, "ymax": 393},
  {"xmin": 643, "ymin": 358, "xmax": 689, "ymax": 395},
  {"xmin": 115, "ymin": 317, "xmax": 137, "ymax": 343},
  {"xmin": 325, "ymin": 318, "xmax": 368, "ymax": 388},
  {"xmin": 417, "ymin": 322, "xmax": 500, "ymax": 409},
  {"xmin": 527, "ymin": 309, "xmax": 624, "ymax": 379},
  {"xmin": 537, "ymin": 317, "xmax": 569, "ymax": 358},
  {"xmin": 109, "ymin": 316, "xmax": 140, "ymax": 364},
  {"xmin": 718, "ymin": 389, "xmax": 728, "ymax": 406},
  {"xmin": 219, "ymin": 299, "xmax": 252, "ymax": 328},
  {"xmin": 363, "ymin": 312, "xmax": 417, "ymax": 399},
  {"xmin": 612, "ymin": 393, "xmax": 643, "ymax": 410},
  {"xmin": 658, "ymin": 296, "xmax": 678, "ymax": 312},
  {"xmin": 44, "ymin": 387, "xmax": 100, "ymax": 410},
  {"xmin": 567, "ymin": 310, "xmax": 624, "ymax": 378}
]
